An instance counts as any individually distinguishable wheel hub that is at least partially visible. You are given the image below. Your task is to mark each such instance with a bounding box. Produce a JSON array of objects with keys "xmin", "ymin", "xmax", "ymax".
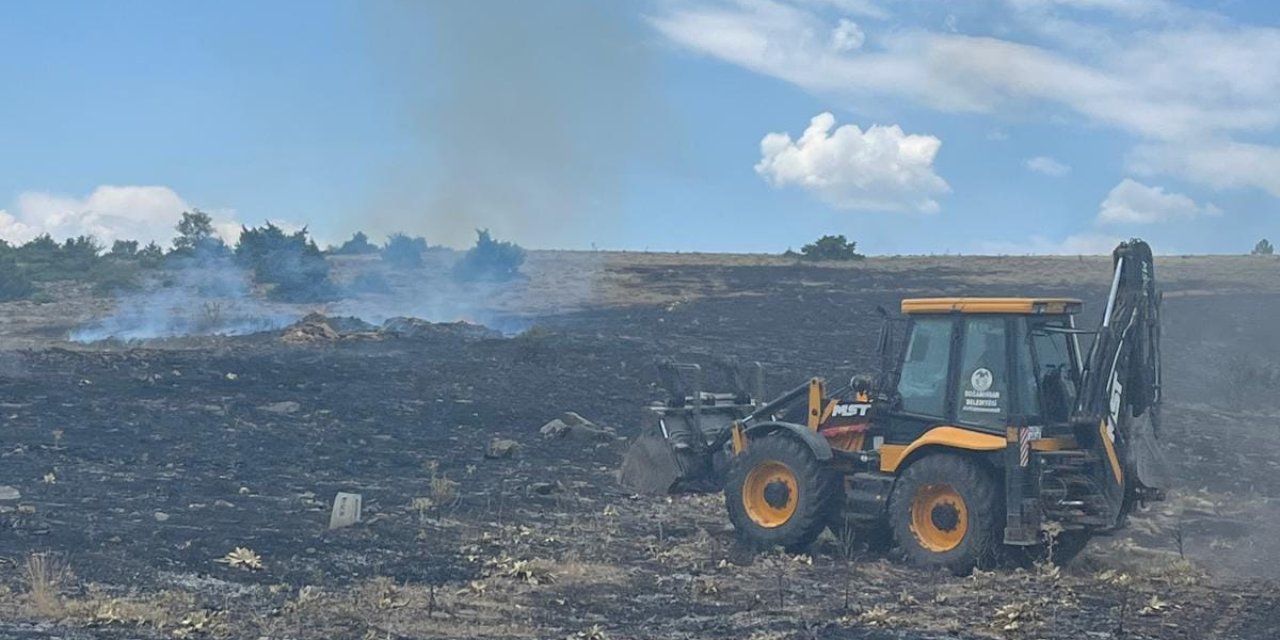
[
  {"xmin": 763, "ymin": 479, "xmax": 792, "ymax": 509},
  {"xmin": 930, "ymin": 502, "xmax": 960, "ymax": 532},
  {"xmin": 742, "ymin": 461, "xmax": 799, "ymax": 529}
]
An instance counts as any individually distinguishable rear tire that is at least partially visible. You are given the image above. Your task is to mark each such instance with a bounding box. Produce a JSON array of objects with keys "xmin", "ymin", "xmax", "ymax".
[
  {"xmin": 889, "ymin": 453, "xmax": 1001, "ymax": 575},
  {"xmin": 725, "ymin": 435, "xmax": 836, "ymax": 553}
]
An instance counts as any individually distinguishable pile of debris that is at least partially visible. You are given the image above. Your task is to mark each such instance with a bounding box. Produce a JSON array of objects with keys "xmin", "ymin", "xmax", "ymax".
[
  {"xmin": 279, "ymin": 313, "xmax": 500, "ymax": 343},
  {"xmin": 281, "ymin": 312, "xmax": 343, "ymax": 343}
]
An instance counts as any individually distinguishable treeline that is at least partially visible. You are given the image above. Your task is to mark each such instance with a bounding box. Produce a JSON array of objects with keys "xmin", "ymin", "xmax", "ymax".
[{"xmin": 0, "ymin": 210, "xmax": 526, "ymax": 303}]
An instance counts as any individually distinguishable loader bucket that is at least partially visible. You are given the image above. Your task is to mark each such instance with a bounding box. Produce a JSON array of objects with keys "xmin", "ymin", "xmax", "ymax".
[{"xmin": 619, "ymin": 430, "xmax": 686, "ymax": 494}]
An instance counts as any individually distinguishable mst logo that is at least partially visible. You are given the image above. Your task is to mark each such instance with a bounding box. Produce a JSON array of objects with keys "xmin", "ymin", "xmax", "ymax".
[{"xmin": 831, "ymin": 402, "xmax": 871, "ymax": 418}]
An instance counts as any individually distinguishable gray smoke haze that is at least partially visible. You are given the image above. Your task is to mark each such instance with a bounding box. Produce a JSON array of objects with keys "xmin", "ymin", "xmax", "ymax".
[
  {"xmin": 362, "ymin": 1, "xmax": 676, "ymax": 249},
  {"xmin": 70, "ymin": 258, "xmax": 296, "ymax": 342}
]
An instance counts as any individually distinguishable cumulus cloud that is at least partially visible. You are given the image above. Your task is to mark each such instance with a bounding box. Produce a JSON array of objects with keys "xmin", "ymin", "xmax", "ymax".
[
  {"xmin": 1026, "ymin": 156, "xmax": 1071, "ymax": 177},
  {"xmin": 980, "ymin": 232, "xmax": 1125, "ymax": 255},
  {"xmin": 755, "ymin": 112, "xmax": 949, "ymax": 213},
  {"xmin": 830, "ymin": 19, "xmax": 865, "ymax": 52},
  {"xmin": 0, "ymin": 185, "xmax": 239, "ymax": 247},
  {"xmin": 1129, "ymin": 140, "xmax": 1280, "ymax": 198},
  {"xmin": 650, "ymin": 0, "xmax": 1280, "ymax": 196},
  {"xmin": 1097, "ymin": 178, "xmax": 1220, "ymax": 224}
]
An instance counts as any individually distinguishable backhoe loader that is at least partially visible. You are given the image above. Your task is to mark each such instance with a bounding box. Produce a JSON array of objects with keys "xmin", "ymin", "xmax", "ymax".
[{"xmin": 621, "ymin": 239, "xmax": 1164, "ymax": 572}]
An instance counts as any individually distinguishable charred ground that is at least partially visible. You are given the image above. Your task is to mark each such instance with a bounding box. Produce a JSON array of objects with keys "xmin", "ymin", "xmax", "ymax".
[{"xmin": 1, "ymin": 252, "xmax": 1279, "ymax": 639}]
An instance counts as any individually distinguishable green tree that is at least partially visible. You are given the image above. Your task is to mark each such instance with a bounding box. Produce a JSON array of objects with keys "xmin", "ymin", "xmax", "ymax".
[
  {"xmin": 452, "ymin": 229, "xmax": 526, "ymax": 282},
  {"xmin": 795, "ymin": 234, "xmax": 864, "ymax": 261},
  {"xmin": 1252, "ymin": 239, "xmax": 1274, "ymax": 255},
  {"xmin": 382, "ymin": 233, "xmax": 428, "ymax": 268},
  {"xmin": 172, "ymin": 209, "xmax": 225, "ymax": 255},
  {"xmin": 235, "ymin": 222, "xmax": 334, "ymax": 301},
  {"xmin": 333, "ymin": 231, "xmax": 380, "ymax": 255},
  {"xmin": 109, "ymin": 239, "xmax": 139, "ymax": 258},
  {"xmin": 0, "ymin": 253, "xmax": 34, "ymax": 301}
]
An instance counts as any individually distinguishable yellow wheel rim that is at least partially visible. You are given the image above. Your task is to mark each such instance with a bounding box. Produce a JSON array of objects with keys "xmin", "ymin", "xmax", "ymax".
[
  {"xmin": 909, "ymin": 483, "xmax": 968, "ymax": 552},
  {"xmin": 742, "ymin": 461, "xmax": 798, "ymax": 528}
]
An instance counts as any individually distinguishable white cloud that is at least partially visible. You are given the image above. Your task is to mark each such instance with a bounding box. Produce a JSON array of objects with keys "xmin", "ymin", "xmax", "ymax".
[
  {"xmin": 980, "ymin": 232, "xmax": 1125, "ymax": 255},
  {"xmin": 1097, "ymin": 178, "xmax": 1220, "ymax": 224},
  {"xmin": 1129, "ymin": 140, "xmax": 1280, "ymax": 198},
  {"xmin": 755, "ymin": 112, "xmax": 949, "ymax": 213},
  {"xmin": 1026, "ymin": 156, "xmax": 1071, "ymax": 177},
  {"xmin": 830, "ymin": 19, "xmax": 865, "ymax": 52},
  {"xmin": 0, "ymin": 185, "xmax": 239, "ymax": 247}
]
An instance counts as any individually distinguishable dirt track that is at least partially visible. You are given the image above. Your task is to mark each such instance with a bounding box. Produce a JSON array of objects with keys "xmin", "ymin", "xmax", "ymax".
[{"xmin": 2, "ymin": 253, "xmax": 1280, "ymax": 639}]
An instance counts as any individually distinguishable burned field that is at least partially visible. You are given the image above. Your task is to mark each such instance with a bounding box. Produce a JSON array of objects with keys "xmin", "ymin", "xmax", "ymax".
[{"xmin": 2, "ymin": 253, "xmax": 1280, "ymax": 639}]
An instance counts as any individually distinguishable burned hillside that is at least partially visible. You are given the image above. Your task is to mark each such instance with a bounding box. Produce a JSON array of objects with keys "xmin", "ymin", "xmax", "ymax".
[{"xmin": 1, "ymin": 253, "xmax": 1279, "ymax": 639}]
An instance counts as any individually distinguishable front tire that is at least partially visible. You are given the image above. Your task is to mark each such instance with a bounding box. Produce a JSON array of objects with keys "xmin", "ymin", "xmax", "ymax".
[
  {"xmin": 889, "ymin": 453, "xmax": 1001, "ymax": 574},
  {"xmin": 725, "ymin": 435, "xmax": 836, "ymax": 553}
]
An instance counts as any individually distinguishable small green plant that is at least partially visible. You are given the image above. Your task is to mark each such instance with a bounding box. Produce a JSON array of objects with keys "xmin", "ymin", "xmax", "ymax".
[{"xmin": 1252, "ymin": 239, "xmax": 1274, "ymax": 255}]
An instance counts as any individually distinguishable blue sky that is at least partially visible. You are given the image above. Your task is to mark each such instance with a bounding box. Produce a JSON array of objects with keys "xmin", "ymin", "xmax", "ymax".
[{"xmin": 0, "ymin": 1, "xmax": 1276, "ymax": 254}]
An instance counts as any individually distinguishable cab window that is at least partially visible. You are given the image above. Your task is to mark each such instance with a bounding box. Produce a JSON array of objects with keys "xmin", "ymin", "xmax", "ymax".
[
  {"xmin": 956, "ymin": 317, "xmax": 1008, "ymax": 428},
  {"xmin": 1029, "ymin": 319, "xmax": 1078, "ymax": 423},
  {"xmin": 896, "ymin": 317, "xmax": 953, "ymax": 417}
]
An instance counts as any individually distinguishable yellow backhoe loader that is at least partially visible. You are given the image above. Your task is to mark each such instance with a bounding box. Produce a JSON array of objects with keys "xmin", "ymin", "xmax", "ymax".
[{"xmin": 621, "ymin": 239, "xmax": 1164, "ymax": 573}]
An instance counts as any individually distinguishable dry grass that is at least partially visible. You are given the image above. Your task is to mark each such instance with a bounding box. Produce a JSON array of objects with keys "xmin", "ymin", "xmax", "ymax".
[{"xmin": 22, "ymin": 552, "xmax": 68, "ymax": 617}]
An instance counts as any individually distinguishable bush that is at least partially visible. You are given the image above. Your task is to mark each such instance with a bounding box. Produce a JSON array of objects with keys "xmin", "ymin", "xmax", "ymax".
[
  {"xmin": 1252, "ymin": 239, "xmax": 1274, "ymax": 256},
  {"xmin": 452, "ymin": 229, "xmax": 526, "ymax": 282},
  {"xmin": 234, "ymin": 222, "xmax": 334, "ymax": 301},
  {"xmin": 382, "ymin": 233, "xmax": 428, "ymax": 269},
  {"xmin": 333, "ymin": 231, "xmax": 380, "ymax": 255},
  {"xmin": 15, "ymin": 234, "xmax": 104, "ymax": 281},
  {"xmin": 109, "ymin": 239, "xmax": 139, "ymax": 258},
  {"xmin": 792, "ymin": 234, "xmax": 864, "ymax": 261},
  {"xmin": 0, "ymin": 254, "xmax": 35, "ymax": 301},
  {"xmin": 137, "ymin": 242, "xmax": 165, "ymax": 268}
]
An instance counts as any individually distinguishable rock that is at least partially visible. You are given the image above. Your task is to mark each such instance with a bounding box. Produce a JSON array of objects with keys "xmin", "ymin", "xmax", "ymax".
[
  {"xmin": 485, "ymin": 438, "xmax": 520, "ymax": 459},
  {"xmin": 154, "ymin": 511, "xmax": 170, "ymax": 522},
  {"xmin": 529, "ymin": 482, "xmax": 560, "ymax": 496},
  {"xmin": 259, "ymin": 401, "xmax": 301, "ymax": 415},
  {"xmin": 329, "ymin": 492, "xmax": 362, "ymax": 530},
  {"xmin": 539, "ymin": 411, "xmax": 616, "ymax": 441},
  {"xmin": 0, "ymin": 485, "xmax": 20, "ymax": 501}
]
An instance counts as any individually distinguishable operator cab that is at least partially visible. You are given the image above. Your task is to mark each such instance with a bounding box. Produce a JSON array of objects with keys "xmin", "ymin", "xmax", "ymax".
[{"xmin": 891, "ymin": 298, "xmax": 1085, "ymax": 433}]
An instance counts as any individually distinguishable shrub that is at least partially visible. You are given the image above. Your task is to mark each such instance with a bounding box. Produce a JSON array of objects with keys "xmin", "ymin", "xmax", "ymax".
[
  {"xmin": 137, "ymin": 241, "xmax": 165, "ymax": 268},
  {"xmin": 382, "ymin": 233, "xmax": 428, "ymax": 269},
  {"xmin": 15, "ymin": 234, "xmax": 104, "ymax": 281},
  {"xmin": 794, "ymin": 234, "xmax": 864, "ymax": 261},
  {"xmin": 452, "ymin": 229, "xmax": 525, "ymax": 282},
  {"xmin": 1252, "ymin": 239, "xmax": 1274, "ymax": 256},
  {"xmin": 234, "ymin": 222, "xmax": 334, "ymax": 301},
  {"xmin": 0, "ymin": 254, "xmax": 35, "ymax": 301},
  {"xmin": 108, "ymin": 239, "xmax": 139, "ymax": 258},
  {"xmin": 333, "ymin": 231, "xmax": 380, "ymax": 255}
]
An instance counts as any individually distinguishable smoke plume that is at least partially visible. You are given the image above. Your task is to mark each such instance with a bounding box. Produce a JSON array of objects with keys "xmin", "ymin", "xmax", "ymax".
[{"xmin": 362, "ymin": 1, "xmax": 674, "ymax": 249}]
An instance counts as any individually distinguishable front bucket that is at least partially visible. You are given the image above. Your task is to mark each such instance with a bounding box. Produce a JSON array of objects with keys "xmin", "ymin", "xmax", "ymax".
[{"xmin": 619, "ymin": 430, "xmax": 685, "ymax": 494}]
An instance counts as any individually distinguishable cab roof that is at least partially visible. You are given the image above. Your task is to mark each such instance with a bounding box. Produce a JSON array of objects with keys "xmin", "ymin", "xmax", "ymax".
[{"xmin": 901, "ymin": 297, "xmax": 1083, "ymax": 315}]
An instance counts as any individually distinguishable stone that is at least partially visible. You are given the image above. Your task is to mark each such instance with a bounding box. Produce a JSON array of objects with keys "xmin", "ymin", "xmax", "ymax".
[
  {"xmin": 485, "ymin": 438, "xmax": 520, "ymax": 459},
  {"xmin": 259, "ymin": 401, "xmax": 301, "ymax": 415},
  {"xmin": 0, "ymin": 486, "xmax": 20, "ymax": 501},
  {"xmin": 329, "ymin": 492, "xmax": 362, "ymax": 530},
  {"xmin": 539, "ymin": 411, "xmax": 615, "ymax": 441},
  {"xmin": 154, "ymin": 511, "xmax": 170, "ymax": 522}
]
